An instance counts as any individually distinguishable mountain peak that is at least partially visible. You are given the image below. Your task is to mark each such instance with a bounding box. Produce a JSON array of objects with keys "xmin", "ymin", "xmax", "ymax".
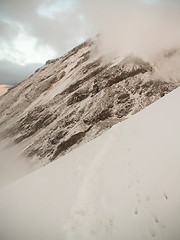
[{"xmin": 0, "ymin": 38, "xmax": 179, "ymax": 168}]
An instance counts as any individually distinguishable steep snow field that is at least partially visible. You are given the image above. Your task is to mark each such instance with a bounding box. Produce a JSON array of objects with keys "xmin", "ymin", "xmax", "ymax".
[{"xmin": 0, "ymin": 87, "xmax": 180, "ymax": 240}]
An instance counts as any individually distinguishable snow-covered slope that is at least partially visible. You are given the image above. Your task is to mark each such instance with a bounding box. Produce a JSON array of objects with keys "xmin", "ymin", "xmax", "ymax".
[{"xmin": 0, "ymin": 87, "xmax": 180, "ymax": 240}]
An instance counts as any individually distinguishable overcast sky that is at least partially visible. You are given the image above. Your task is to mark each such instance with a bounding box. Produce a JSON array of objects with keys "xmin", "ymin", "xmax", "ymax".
[{"xmin": 0, "ymin": 0, "xmax": 180, "ymax": 85}]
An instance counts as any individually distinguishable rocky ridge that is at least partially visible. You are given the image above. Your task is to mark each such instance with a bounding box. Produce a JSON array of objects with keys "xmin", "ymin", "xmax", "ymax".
[{"xmin": 0, "ymin": 37, "xmax": 179, "ymax": 167}]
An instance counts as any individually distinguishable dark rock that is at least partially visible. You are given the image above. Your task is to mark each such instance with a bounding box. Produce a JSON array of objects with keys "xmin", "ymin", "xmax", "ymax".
[
  {"xmin": 67, "ymin": 90, "xmax": 89, "ymax": 105},
  {"xmin": 84, "ymin": 109, "xmax": 112, "ymax": 125},
  {"xmin": 35, "ymin": 68, "xmax": 40, "ymax": 73},
  {"xmin": 58, "ymin": 71, "xmax": 66, "ymax": 80},
  {"xmin": 51, "ymin": 131, "xmax": 86, "ymax": 160},
  {"xmin": 50, "ymin": 131, "xmax": 67, "ymax": 145},
  {"xmin": 46, "ymin": 58, "xmax": 59, "ymax": 64},
  {"xmin": 62, "ymin": 66, "xmax": 106, "ymax": 95},
  {"xmin": 117, "ymin": 93, "xmax": 130, "ymax": 103},
  {"xmin": 91, "ymin": 82, "xmax": 99, "ymax": 95}
]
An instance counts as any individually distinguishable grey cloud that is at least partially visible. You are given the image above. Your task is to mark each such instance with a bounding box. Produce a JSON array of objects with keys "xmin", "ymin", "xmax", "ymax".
[
  {"xmin": 1, "ymin": 0, "xmax": 180, "ymax": 86},
  {"xmin": 31, "ymin": 11, "xmax": 92, "ymax": 54},
  {"xmin": 0, "ymin": 60, "xmax": 42, "ymax": 85},
  {"xmin": 1, "ymin": 0, "xmax": 180, "ymax": 56},
  {"xmin": 0, "ymin": 0, "xmax": 93, "ymax": 56},
  {"xmin": 0, "ymin": 21, "xmax": 19, "ymax": 41},
  {"xmin": 0, "ymin": 0, "xmax": 42, "ymax": 21},
  {"xmin": 78, "ymin": 0, "xmax": 180, "ymax": 59},
  {"xmin": 0, "ymin": 0, "xmax": 93, "ymax": 85}
]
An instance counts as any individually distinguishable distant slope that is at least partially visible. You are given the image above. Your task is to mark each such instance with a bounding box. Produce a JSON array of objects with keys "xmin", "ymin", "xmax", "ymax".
[
  {"xmin": 0, "ymin": 37, "xmax": 179, "ymax": 168},
  {"xmin": 0, "ymin": 85, "xmax": 8, "ymax": 96},
  {"xmin": 0, "ymin": 87, "xmax": 180, "ymax": 240}
]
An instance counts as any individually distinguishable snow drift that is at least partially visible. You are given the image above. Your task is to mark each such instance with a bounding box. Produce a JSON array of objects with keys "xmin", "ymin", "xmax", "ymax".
[{"xmin": 0, "ymin": 87, "xmax": 180, "ymax": 240}]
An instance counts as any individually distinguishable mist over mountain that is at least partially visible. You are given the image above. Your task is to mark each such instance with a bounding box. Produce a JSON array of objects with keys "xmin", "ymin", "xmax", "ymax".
[
  {"xmin": 0, "ymin": 35, "xmax": 179, "ymax": 176},
  {"xmin": 80, "ymin": 0, "xmax": 180, "ymax": 58}
]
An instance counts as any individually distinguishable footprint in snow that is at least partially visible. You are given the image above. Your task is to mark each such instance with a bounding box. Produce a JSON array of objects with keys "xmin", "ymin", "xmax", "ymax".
[
  {"xmin": 163, "ymin": 192, "xmax": 168, "ymax": 200},
  {"xmin": 149, "ymin": 228, "xmax": 156, "ymax": 238},
  {"xmin": 151, "ymin": 231, "xmax": 156, "ymax": 238},
  {"xmin": 136, "ymin": 193, "xmax": 141, "ymax": 203},
  {"xmin": 109, "ymin": 218, "xmax": 113, "ymax": 227},
  {"xmin": 134, "ymin": 208, "xmax": 138, "ymax": 215}
]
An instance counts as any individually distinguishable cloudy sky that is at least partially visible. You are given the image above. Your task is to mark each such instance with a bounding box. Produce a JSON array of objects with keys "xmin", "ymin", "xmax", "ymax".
[{"xmin": 0, "ymin": 0, "xmax": 180, "ymax": 85}]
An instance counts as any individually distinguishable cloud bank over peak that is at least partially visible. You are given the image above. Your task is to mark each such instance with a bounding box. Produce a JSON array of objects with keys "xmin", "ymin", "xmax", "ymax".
[
  {"xmin": 80, "ymin": 0, "xmax": 180, "ymax": 59},
  {"xmin": 0, "ymin": 0, "xmax": 180, "ymax": 84}
]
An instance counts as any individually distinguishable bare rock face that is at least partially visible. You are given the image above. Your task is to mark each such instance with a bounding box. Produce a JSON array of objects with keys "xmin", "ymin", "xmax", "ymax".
[{"xmin": 0, "ymin": 37, "xmax": 179, "ymax": 168}]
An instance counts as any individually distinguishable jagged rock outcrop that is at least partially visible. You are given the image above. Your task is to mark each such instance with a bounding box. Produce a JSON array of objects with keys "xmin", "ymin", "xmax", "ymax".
[{"xmin": 0, "ymin": 37, "xmax": 179, "ymax": 167}]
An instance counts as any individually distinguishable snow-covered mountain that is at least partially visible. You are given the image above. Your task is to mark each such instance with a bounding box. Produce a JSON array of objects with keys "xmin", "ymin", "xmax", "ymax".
[
  {"xmin": 0, "ymin": 86, "xmax": 179, "ymax": 240},
  {"xmin": 0, "ymin": 37, "xmax": 179, "ymax": 169}
]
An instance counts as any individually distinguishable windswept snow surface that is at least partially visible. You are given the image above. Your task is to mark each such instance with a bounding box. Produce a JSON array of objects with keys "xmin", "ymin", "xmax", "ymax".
[{"xmin": 0, "ymin": 87, "xmax": 180, "ymax": 240}]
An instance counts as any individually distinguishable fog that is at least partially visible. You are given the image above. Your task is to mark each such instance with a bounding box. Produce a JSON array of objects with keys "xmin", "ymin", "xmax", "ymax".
[
  {"xmin": 81, "ymin": 0, "xmax": 180, "ymax": 60},
  {"xmin": 79, "ymin": 0, "xmax": 180, "ymax": 84},
  {"xmin": 152, "ymin": 49, "xmax": 180, "ymax": 82},
  {"xmin": 0, "ymin": 140, "xmax": 31, "ymax": 188}
]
